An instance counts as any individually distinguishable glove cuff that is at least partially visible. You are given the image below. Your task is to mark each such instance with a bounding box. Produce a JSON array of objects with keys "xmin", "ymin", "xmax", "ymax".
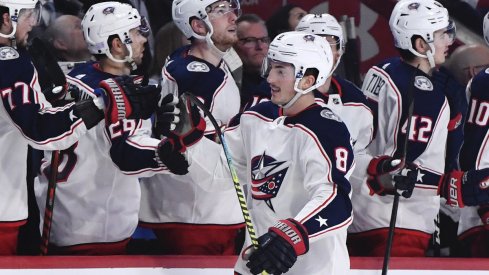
[
  {"xmin": 269, "ymin": 219, "xmax": 309, "ymax": 256},
  {"xmin": 367, "ymin": 155, "xmax": 391, "ymax": 176},
  {"xmin": 440, "ymin": 170, "xmax": 465, "ymax": 208}
]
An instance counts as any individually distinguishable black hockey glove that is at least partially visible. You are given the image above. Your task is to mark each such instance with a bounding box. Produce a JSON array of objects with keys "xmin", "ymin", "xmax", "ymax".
[
  {"xmin": 439, "ymin": 168, "xmax": 489, "ymax": 207},
  {"xmin": 153, "ymin": 94, "xmax": 180, "ymax": 139},
  {"xmin": 367, "ymin": 156, "xmax": 418, "ymax": 198},
  {"xmin": 246, "ymin": 219, "xmax": 309, "ymax": 275},
  {"xmin": 98, "ymin": 76, "xmax": 161, "ymax": 125},
  {"xmin": 157, "ymin": 93, "xmax": 205, "ymax": 153},
  {"xmin": 156, "ymin": 139, "xmax": 189, "ymax": 175}
]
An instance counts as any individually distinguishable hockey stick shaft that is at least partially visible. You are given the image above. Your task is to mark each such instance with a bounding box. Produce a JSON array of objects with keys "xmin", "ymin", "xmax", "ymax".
[
  {"xmin": 382, "ymin": 65, "xmax": 418, "ymax": 275},
  {"xmin": 40, "ymin": 150, "xmax": 60, "ymax": 255},
  {"xmin": 28, "ymin": 38, "xmax": 68, "ymax": 255},
  {"xmin": 185, "ymin": 93, "xmax": 268, "ymax": 275},
  {"xmin": 184, "ymin": 93, "xmax": 260, "ymax": 247}
]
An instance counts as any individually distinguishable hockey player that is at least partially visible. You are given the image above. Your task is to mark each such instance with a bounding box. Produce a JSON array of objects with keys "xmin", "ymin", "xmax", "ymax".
[
  {"xmin": 181, "ymin": 31, "xmax": 354, "ymax": 274},
  {"xmin": 34, "ymin": 2, "xmax": 185, "ymax": 255},
  {"xmin": 449, "ymin": 12, "xmax": 489, "ymax": 256},
  {"xmin": 296, "ymin": 13, "xmax": 374, "ymax": 154},
  {"xmin": 138, "ymin": 0, "xmax": 245, "ymax": 255},
  {"xmin": 0, "ymin": 0, "xmax": 156, "ymax": 255},
  {"xmin": 347, "ymin": 0, "xmax": 456, "ymax": 257}
]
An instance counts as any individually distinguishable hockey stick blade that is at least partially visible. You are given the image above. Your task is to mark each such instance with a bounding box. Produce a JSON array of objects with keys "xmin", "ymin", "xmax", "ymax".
[{"xmin": 28, "ymin": 37, "xmax": 67, "ymax": 88}]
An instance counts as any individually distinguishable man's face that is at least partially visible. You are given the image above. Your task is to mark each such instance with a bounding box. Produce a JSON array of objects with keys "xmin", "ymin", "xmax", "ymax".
[
  {"xmin": 235, "ymin": 21, "xmax": 270, "ymax": 73},
  {"xmin": 266, "ymin": 60, "xmax": 296, "ymax": 106},
  {"xmin": 60, "ymin": 16, "xmax": 90, "ymax": 58},
  {"xmin": 128, "ymin": 27, "xmax": 147, "ymax": 65},
  {"xmin": 15, "ymin": 7, "xmax": 40, "ymax": 46},
  {"xmin": 433, "ymin": 27, "xmax": 454, "ymax": 66},
  {"xmin": 208, "ymin": 1, "xmax": 239, "ymax": 51}
]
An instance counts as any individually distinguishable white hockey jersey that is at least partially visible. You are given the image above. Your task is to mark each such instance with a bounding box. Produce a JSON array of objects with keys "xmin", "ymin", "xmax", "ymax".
[
  {"xmin": 35, "ymin": 62, "xmax": 170, "ymax": 247},
  {"xmin": 349, "ymin": 58, "xmax": 450, "ymax": 235},
  {"xmin": 139, "ymin": 46, "xmax": 244, "ymax": 227},
  {"xmin": 0, "ymin": 47, "xmax": 91, "ymax": 224},
  {"xmin": 187, "ymin": 102, "xmax": 355, "ymax": 274}
]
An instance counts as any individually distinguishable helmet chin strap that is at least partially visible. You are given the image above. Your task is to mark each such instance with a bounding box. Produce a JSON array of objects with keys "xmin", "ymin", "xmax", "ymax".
[
  {"xmin": 105, "ymin": 44, "xmax": 137, "ymax": 70},
  {"xmin": 409, "ymin": 42, "xmax": 436, "ymax": 69},
  {"xmin": 281, "ymin": 79, "xmax": 317, "ymax": 109}
]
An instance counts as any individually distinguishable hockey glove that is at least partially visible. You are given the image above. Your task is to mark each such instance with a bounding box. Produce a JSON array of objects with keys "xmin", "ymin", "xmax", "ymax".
[
  {"xmin": 158, "ymin": 94, "xmax": 205, "ymax": 153},
  {"xmin": 478, "ymin": 204, "xmax": 489, "ymax": 230},
  {"xmin": 98, "ymin": 76, "xmax": 161, "ymax": 124},
  {"xmin": 439, "ymin": 168, "xmax": 489, "ymax": 207},
  {"xmin": 367, "ymin": 156, "xmax": 418, "ymax": 198},
  {"xmin": 246, "ymin": 219, "xmax": 309, "ymax": 275},
  {"xmin": 156, "ymin": 139, "xmax": 189, "ymax": 175},
  {"xmin": 153, "ymin": 94, "xmax": 180, "ymax": 139}
]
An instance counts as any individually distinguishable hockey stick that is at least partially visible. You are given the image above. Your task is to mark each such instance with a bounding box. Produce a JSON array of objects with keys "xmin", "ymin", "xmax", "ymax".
[
  {"xmin": 184, "ymin": 93, "xmax": 268, "ymax": 275},
  {"xmin": 381, "ymin": 65, "xmax": 418, "ymax": 275},
  {"xmin": 28, "ymin": 37, "xmax": 67, "ymax": 255}
]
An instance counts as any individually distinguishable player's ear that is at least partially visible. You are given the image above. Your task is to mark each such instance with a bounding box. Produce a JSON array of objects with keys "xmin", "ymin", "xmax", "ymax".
[
  {"xmin": 190, "ymin": 18, "xmax": 208, "ymax": 37},
  {"xmin": 52, "ymin": 38, "xmax": 67, "ymax": 51},
  {"xmin": 300, "ymin": 75, "xmax": 316, "ymax": 90},
  {"xmin": 109, "ymin": 36, "xmax": 125, "ymax": 55},
  {"xmin": 413, "ymin": 37, "xmax": 429, "ymax": 54}
]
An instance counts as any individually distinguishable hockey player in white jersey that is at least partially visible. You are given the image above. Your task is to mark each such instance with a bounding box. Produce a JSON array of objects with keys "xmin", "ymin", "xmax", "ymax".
[
  {"xmin": 0, "ymin": 0, "xmax": 157, "ymax": 255},
  {"xmin": 138, "ymin": 0, "xmax": 245, "ymax": 255},
  {"xmin": 179, "ymin": 31, "xmax": 354, "ymax": 274},
  {"xmin": 348, "ymin": 0, "xmax": 456, "ymax": 257},
  {"xmin": 296, "ymin": 13, "xmax": 373, "ymax": 154},
  {"xmin": 34, "ymin": 2, "xmax": 185, "ymax": 255}
]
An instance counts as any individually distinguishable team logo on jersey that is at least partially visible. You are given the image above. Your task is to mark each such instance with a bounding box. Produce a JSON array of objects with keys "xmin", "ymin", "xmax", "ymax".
[
  {"xmin": 250, "ymin": 152, "xmax": 289, "ymax": 205},
  {"xmin": 187, "ymin": 61, "xmax": 210, "ymax": 72},
  {"xmin": 0, "ymin": 47, "xmax": 19, "ymax": 60},
  {"xmin": 414, "ymin": 76, "xmax": 433, "ymax": 91},
  {"xmin": 320, "ymin": 109, "xmax": 342, "ymax": 122},
  {"xmin": 102, "ymin": 7, "xmax": 115, "ymax": 15}
]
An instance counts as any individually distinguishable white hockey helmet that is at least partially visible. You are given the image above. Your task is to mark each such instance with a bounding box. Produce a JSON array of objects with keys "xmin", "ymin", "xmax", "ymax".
[
  {"xmin": 296, "ymin": 13, "xmax": 345, "ymax": 74},
  {"xmin": 0, "ymin": 0, "xmax": 41, "ymax": 39},
  {"xmin": 82, "ymin": 1, "xmax": 148, "ymax": 69},
  {"xmin": 263, "ymin": 31, "xmax": 333, "ymax": 108},
  {"xmin": 389, "ymin": 0, "xmax": 455, "ymax": 67},
  {"xmin": 172, "ymin": 0, "xmax": 240, "ymax": 39},
  {"xmin": 483, "ymin": 12, "xmax": 489, "ymax": 46}
]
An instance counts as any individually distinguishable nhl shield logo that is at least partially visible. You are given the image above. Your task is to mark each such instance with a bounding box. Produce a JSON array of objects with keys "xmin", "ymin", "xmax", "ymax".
[
  {"xmin": 0, "ymin": 47, "xmax": 19, "ymax": 60},
  {"xmin": 414, "ymin": 76, "xmax": 433, "ymax": 91}
]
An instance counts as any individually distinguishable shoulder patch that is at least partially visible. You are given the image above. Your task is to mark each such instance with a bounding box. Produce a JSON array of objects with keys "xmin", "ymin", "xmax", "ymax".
[
  {"xmin": 414, "ymin": 76, "xmax": 433, "ymax": 91},
  {"xmin": 0, "ymin": 47, "xmax": 19, "ymax": 60},
  {"xmin": 187, "ymin": 61, "xmax": 210, "ymax": 72},
  {"xmin": 485, "ymin": 68, "xmax": 489, "ymax": 74},
  {"xmin": 320, "ymin": 109, "xmax": 342, "ymax": 122}
]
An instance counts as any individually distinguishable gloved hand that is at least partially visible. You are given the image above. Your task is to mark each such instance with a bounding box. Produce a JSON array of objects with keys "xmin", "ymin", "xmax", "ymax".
[
  {"xmin": 367, "ymin": 156, "xmax": 418, "ymax": 198},
  {"xmin": 98, "ymin": 76, "xmax": 161, "ymax": 124},
  {"xmin": 156, "ymin": 139, "xmax": 189, "ymax": 175},
  {"xmin": 439, "ymin": 168, "xmax": 489, "ymax": 207},
  {"xmin": 153, "ymin": 94, "xmax": 180, "ymax": 139},
  {"xmin": 478, "ymin": 204, "xmax": 489, "ymax": 230},
  {"xmin": 246, "ymin": 219, "xmax": 309, "ymax": 275},
  {"xmin": 157, "ymin": 93, "xmax": 205, "ymax": 152}
]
